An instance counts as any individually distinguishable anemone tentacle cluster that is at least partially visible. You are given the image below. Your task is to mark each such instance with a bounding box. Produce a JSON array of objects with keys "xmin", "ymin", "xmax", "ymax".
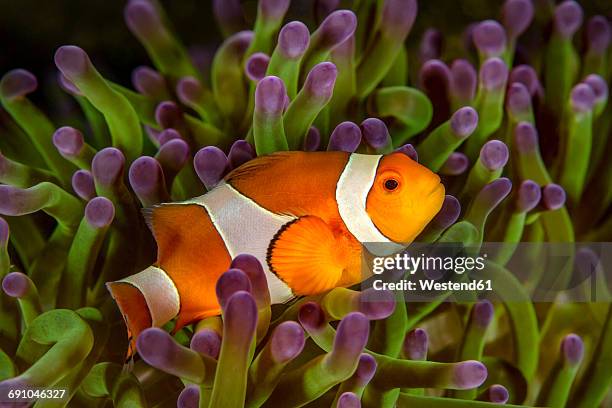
[{"xmin": 0, "ymin": 0, "xmax": 611, "ymax": 407}]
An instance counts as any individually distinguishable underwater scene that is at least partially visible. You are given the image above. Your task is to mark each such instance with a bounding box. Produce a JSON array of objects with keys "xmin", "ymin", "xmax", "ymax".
[{"xmin": 1, "ymin": 0, "xmax": 612, "ymax": 407}]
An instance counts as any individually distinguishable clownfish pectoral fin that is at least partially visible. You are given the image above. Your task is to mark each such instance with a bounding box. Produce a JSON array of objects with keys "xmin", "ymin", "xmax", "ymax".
[
  {"xmin": 268, "ymin": 216, "xmax": 347, "ymax": 296},
  {"xmin": 107, "ymin": 265, "xmax": 181, "ymax": 358}
]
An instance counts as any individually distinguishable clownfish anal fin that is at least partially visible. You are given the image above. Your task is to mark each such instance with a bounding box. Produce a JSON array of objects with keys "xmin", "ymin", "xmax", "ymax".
[{"xmin": 268, "ymin": 215, "xmax": 346, "ymax": 296}]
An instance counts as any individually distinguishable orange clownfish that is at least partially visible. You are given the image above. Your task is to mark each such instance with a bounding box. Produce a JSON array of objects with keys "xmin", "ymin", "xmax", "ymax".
[{"xmin": 107, "ymin": 151, "xmax": 445, "ymax": 350}]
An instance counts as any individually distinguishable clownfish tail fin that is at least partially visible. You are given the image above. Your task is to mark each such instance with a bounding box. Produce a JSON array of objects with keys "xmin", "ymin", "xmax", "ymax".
[{"xmin": 107, "ymin": 265, "xmax": 181, "ymax": 358}]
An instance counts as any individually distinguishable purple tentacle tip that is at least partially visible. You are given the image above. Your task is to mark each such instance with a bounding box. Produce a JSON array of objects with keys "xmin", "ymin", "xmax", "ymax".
[
  {"xmin": 157, "ymin": 138, "xmax": 189, "ymax": 167},
  {"xmin": 316, "ymin": 10, "xmax": 357, "ymax": 49},
  {"xmin": 194, "ymin": 146, "xmax": 230, "ymax": 190},
  {"xmin": 91, "ymin": 148, "xmax": 125, "ymax": 186},
  {"xmin": 224, "ymin": 290, "xmax": 258, "ymax": 336},
  {"xmin": 0, "ymin": 69, "xmax": 37, "ymax": 100},
  {"xmin": 488, "ymin": 384, "xmax": 510, "ymax": 404},
  {"xmin": 404, "ymin": 328, "xmax": 429, "ymax": 360},
  {"xmin": 270, "ymin": 321, "xmax": 306, "ymax": 363},
  {"xmin": 0, "ymin": 217, "xmax": 9, "ymax": 244},
  {"xmin": 419, "ymin": 59, "xmax": 451, "ymax": 94},
  {"xmin": 124, "ymin": 0, "xmax": 161, "ymax": 38},
  {"xmin": 190, "ymin": 328, "xmax": 221, "ymax": 359},
  {"xmin": 583, "ymin": 74, "xmax": 608, "ymax": 105},
  {"xmin": 450, "ymin": 59, "xmax": 477, "ymax": 102},
  {"xmin": 228, "ymin": 140, "xmax": 255, "ymax": 169},
  {"xmin": 304, "ymin": 62, "xmax": 337, "ymax": 100},
  {"xmin": 473, "ymin": 300, "xmax": 494, "ymax": 328},
  {"xmin": 355, "ymin": 353, "xmax": 377, "ymax": 385},
  {"xmin": 336, "ymin": 392, "xmax": 360, "ymax": 408},
  {"xmin": 298, "ymin": 301, "xmax": 326, "ymax": 331},
  {"xmin": 561, "ymin": 333, "xmax": 584, "ymax": 365},
  {"xmin": 358, "ymin": 288, "xmax": 395, "ymax": 320},
  {"xmin": 2, "ymin": 272, "xmax": 30, "ymax": 298},
  {"xmin": 177, "ymin": 385, "xmax": 200, "ymax": 408},
  {"xmin": 542, "ymin": 183, "xmax": 566, "ymax": 210},
  {"xmin": 360, "ymin": 118, "xmax": 391, "ymax": 149},
  {"xmin": 0, "ymin": 185, "xmax": 30, "ymax": 216},
  {"xmin": 570, "ymin": 83, "xmax": 596, "ymax": 113},
  {"xmin": 396, "ymin": 144, "xmax": 418, "ymax": 162},
  {"xmin": 432, "ymin": 195, "xmax": 461, "ymax": 229},
  {"xmin": 85, "ymin": 196, "xmax": 115, "ymax": 228},
  {"xmin": 212, "ymin": 0, "xmax": 244, "ymax": 31},
  {"xmin": 334, "ymin": 312, "xmax": 370, "ymax": 354},
  {"xmin": 52, "ymin": 126, "xmax": 84, "ymax": 157},
  {"xmin": 215, "ymin": 268, "xmax": 252, "ymax": 309},
  {"xmin": 327, "ymin": 121, "xmax": 362, "ymax": 152},
  {"xmin": 315, "ymin": 0, "xmax": 340, "ymax": 22},
  {"xmin": 0, "ymin": 379, "xmax": 31, "ymax": 408},
  {"xmin": 586, "ymin": 16, "xmax": 611, "ymax": 54},
  {"xmin": 506, "ymin": 82, "xmax": 531, "ymax": 115},
  {"xmin": 136, "ymin": 328, "xmax": 176, "ymax": 368},
  {"xmin": 473, "ymin": 20, "xmax": 507, "ymax": 57},
  {"xmin": 230, "ymin": 253, "xmax": 269, "ymax": 304},
  {"xmin": 509, "ymin": 65, "xmax": 540, "ymax": 97},
  {"xmin": 575, "ymin": 248, "xmax": 601, "ymax": 279},
  {"xmin": 255, "ymin": 76, "xmax": 287, "ymax": 115},
  {"xmin": 57, "ymin": 73, "xmax": 82, "ymax": 96},
  {"xmin": 132, "ymin": 66, "xmax": 165, "ymax": 96},
  {"xmin": 453, "ymin": 360, "xmax": 488, "ymax": 389},
  {"xmin": 554, "ymin": 1, "xmax": 583, "ymax": 38},
  {"xmin": 479, "ymin": 178, "xmax": 513, "ymax": 208},
  {"xmin": 502, "ymin": 0, "xmax": 534, "ymax": 38},
  {"xmin": 245, "ymin": 53, "xmax": 270, "ymax": 82},
  {"xmin": 516, "ymin": 180, "xmax": 541, "ymax": 212},
  {"xmin": 259, "ymin": 0, "xmax": 290, "ymax": 19},
  {"xmin": 419, "ymin": 28, "xmax": 443, "ymax": 62},
  {"xmin": 176, "ymin": 77, "xmax": 202, "ymax": 104},
  {"xmin": 155, "ymin": 101, "xmax": 183, "ymax": 129},
  {"xmin": 304, "ymin": 126, "xmax": 322, "ymax": 152},
  {"xmin": 450, "ymin": 107, "xmax": 479, "ymax": 138},
  {"xmin": 54, "ymin": 45, "xmax": 90, "ymax": 78},
  {"xmin": 158, "ymin": 128, "xmax": 182, "ymax": 146},
  {"xmin": 227, "ymin": 31, "xmax": 255, "ymax": 55},
  {"xmin": 441, "ymin": 153, "xmax": 469, "ymax": 176},
  {"xmin": 278, "ymin": 21, "xmax": 310, "ymax": 59},
  {"xmin": 72, "ymin": 170, "xmax": 96, "ymax": 201},
  {"xmin": 382, "ymin": 0, "xmax": 417, "ymax": 37},
  {"xmin": 479, "ymin": 58, "xmax": 508, "ymax": 91},
  {"xmin": 479, "ymin": 140, "xmax": 509, "ymax": 171},
  {"xmin": 514, "ymin": 122, "xmax": 538, "ymax": 154},
  {"xmin": 128, "ymin": 156, "xmax": 165, "ymax": 196}
]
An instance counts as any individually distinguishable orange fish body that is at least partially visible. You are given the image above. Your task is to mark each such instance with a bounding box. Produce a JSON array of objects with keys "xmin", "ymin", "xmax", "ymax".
[{"xmin": 108, "ymin": 151, "xmax": 444, "ymax": 351}]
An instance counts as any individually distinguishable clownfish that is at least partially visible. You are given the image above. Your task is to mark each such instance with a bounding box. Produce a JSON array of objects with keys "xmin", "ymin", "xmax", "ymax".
[{"xmin": 107, "ymin": 151, "xmax": 444, "ymax": 352}]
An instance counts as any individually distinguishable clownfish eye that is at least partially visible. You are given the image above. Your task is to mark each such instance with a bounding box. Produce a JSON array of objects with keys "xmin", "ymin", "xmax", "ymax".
[{"xmin": 383, "ymin": 178, "xmax": 399, "ymax": 191}]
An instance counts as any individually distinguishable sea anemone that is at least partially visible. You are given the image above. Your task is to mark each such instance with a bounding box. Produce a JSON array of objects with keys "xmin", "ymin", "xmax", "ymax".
[{"xmin": 0, "ymin": 0, "xmax": 611, "ymax": 407}]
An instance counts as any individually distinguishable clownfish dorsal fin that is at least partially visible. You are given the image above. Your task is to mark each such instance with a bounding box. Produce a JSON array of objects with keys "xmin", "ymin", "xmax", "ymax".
[
  {"xmin": 268, "ymin": 215, "xmax": 356, "ymax": 296},
  {"xmin": 224, "ymin": 151, "xmax": 294, "ymax": 184},
  {"xmin": 142, "ymin": 203, "xmax": 195, "ymax": 253}
]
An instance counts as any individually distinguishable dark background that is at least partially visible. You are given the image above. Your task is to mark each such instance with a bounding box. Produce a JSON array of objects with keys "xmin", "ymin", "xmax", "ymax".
[{"xmin": 1, "ymin": 0, "xmax": 611, "ymax": 93}]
